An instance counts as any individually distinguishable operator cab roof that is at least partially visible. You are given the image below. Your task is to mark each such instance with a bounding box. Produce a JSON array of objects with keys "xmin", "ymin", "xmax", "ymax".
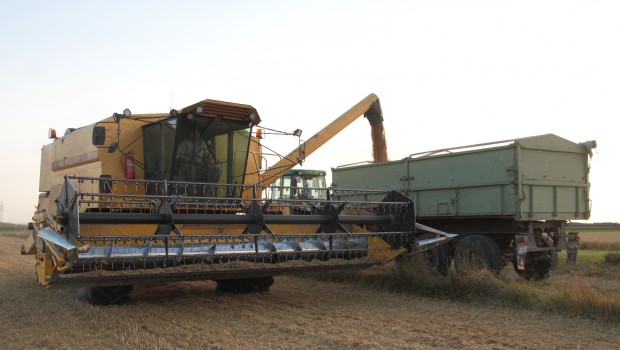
[{"xmin": 180, "ymin": 99, "xmax": 261, "ymax": 125}]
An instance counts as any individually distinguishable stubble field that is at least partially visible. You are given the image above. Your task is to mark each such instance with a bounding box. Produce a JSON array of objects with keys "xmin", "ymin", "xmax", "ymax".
[
  {"xmin": 579, "ymin": 230, "xmax": 620, "ymax": 243},
  {"xmin": 1, "ymin": 231, "xmax": 619, "ymax": 350}
]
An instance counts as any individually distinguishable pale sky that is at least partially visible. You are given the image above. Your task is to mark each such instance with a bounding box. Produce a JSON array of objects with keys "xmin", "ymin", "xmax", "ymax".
[{"xmin": 0, "ymin": 1, "xmax": 618, "ymax": 223}]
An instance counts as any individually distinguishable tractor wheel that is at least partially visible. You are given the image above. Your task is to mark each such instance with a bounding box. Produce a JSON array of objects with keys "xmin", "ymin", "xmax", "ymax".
[
  {"xmin": 454, "ymin": 235, "xmax": 502, "ymax": 274},
  {"xmin": 72, "ymin": 285, "xmax": 133, "ymax": 305},
  {"xmin": 215, "ymin": 277, "xmax": 274, "ymax": 293}
]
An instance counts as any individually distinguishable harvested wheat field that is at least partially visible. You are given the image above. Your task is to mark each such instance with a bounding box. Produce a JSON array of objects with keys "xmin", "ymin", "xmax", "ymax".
[
  {"xmin": 578, "ymin": 230, "xmax": 620, "ymax": 244},
  {"xmin": 1, "ymin": 234, "xmax": 618, "ymax": 350}
]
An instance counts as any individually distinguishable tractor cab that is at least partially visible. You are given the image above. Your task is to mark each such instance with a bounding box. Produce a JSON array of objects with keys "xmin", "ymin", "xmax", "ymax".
[{"xmin": 271, "ymin": 169, "xmax": 328, "ymax": 200}]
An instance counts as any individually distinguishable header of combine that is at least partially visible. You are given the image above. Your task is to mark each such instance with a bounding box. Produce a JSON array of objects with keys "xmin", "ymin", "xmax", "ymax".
[{"xmin": 27, "ymin": 95, "xmax": 455, "ymax": 304}]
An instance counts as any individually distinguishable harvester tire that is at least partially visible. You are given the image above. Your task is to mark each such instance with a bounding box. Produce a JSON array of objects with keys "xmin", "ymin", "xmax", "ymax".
[
  {"xmin": 215, "ymin": 277, "xmax": 274, "ymax": 293},
  {"xmin": 71, "ymin": 285, "xmax": 133, "ymax": 305},
  {"xmin": 454, "ymin": 235, "xmax": 502, "ymax": 275}
]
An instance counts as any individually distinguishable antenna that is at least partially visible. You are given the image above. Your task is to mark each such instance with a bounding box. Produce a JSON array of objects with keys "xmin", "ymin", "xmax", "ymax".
[{"xmin": 169, "ymin": 92, "xmax": 174, "ymax": 112}]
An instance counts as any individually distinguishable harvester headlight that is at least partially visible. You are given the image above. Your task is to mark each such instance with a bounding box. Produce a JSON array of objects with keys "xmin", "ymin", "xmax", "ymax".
[
  {"xmin": 112, "ymin": 108, "xmax": 131, "ymax": 123},
  {"xmin": 196, "ymin": 106, "xmax": 203, "ymax": 114}
]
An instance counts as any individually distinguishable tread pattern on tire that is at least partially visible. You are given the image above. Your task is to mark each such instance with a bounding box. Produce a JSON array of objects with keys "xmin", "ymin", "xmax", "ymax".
[
  {"xmin": 516, "ymin": 254, "xmax": 552, "ymax": 281},
  {"xmin": 514, "ymin": 235, "xmax": 554, "ymax": 281},
  {"xmin": 413, "ymin": 233, "xmax": 452, "ymax": 275},
  {"xmin": 454, "ymin": 235, "xmax": 502, "ymax": 274}
]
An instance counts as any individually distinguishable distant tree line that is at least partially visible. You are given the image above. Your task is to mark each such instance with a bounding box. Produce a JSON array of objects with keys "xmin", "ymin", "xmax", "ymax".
[
  {"xmin": 0, "ymin": 223, "xmax": 27, "ymax": 230},
  {"xmin": 567, "ymin": 222, "xmax": 620, "ymax": 228}
]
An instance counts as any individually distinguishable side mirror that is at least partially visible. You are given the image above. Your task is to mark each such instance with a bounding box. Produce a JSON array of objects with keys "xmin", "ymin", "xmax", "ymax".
[{"xmin": 92, "ymin": 126, "xmax": 106, "ymax": 146}]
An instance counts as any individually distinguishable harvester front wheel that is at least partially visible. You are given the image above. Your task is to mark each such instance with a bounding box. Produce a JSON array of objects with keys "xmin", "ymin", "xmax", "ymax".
[
  {"xmin": 215, "ymin": 277, "xmax": 274, "ymax": 293},
  {"xmin": 454, "ymin": 235, "xmax": 502, "ymax": 275},
  {"xmin": 71, "ymin": 285, "xmax": 133, "ymax": 305}
]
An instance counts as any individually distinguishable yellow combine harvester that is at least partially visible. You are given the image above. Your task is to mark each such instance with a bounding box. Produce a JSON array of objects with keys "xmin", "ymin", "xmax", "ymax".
[{"xmin": 24, "ymin": 94, "xmax": 455, "ymax": 304}]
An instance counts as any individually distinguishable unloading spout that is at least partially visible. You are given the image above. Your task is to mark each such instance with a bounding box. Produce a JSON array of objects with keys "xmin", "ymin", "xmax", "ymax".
[{"xmin": 260, "ymin": 93, "xmax": 387, "ymax": 187}]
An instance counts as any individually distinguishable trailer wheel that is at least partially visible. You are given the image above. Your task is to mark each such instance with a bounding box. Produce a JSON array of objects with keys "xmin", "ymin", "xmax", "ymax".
[
  {"xmin": 454, "ymin": 235, "xmax": 502, "ymax": 274},
  {"xmin": 546, "ymin": 236, "xmax": 558, "ymax": 271},
  {"xmin": 71, "ymin": 285, "xmax": 133, "ymax": 305},
  {"xmin": 409, "ymin": 234, "xmax": 451, "ymax": 275},
  {"xmin": 514, "ymin": 237, "xmax": 554, "ymax": 280},
  {"xmin": 550, "ymin": 249, "xmax": 559, "ymax": 271},
  {"xmin": 514, "ymin": 253, "xmax": 552, "ymax": 281},
  {"xmin": 215, "ymin": 277, "xmax": 274, "ymax": 293}
]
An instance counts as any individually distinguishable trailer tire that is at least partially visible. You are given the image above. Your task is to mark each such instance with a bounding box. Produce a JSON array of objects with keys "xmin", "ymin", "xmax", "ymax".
[
  {"xmin": 215, "ymin": 277, "xmax": 274, "ymax": 293},
  {"xmin": 550, "ymin": 249, "xmax": 559, "ymax": 271},
  {"xmin": 454, "ymin": 235, "xmax": 502, "ymax": 275},
  {"xmin": 546, "ymin": 236, "xmax": 558, "ymax": 271},
  {"xmin": 514, "ymin": 253, "xmax": 552, "ymax": 281},
  {"xmin": 410, "ymin": 234, "xmax": 451, "ymax": 276},
  {"xmin": 72, "ymin": 285, "xmax": 133, "ymax": 305},
  {"xmin": 514, "ymin": 237, "xmax": 555, "ymax": 280}
]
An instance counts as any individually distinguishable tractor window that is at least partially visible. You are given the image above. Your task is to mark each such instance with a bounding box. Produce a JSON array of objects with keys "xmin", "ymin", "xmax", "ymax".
[
  {"xmin": 272, "ymin": 177, "xmax": 293, "ymax": 199},
  {"xmin": 292, "ymin": 175, "xmax": 327, "ymax": 200},
  {"xmin": 271, "ymin": 173, "xmax": 328, "ymax": 200}
]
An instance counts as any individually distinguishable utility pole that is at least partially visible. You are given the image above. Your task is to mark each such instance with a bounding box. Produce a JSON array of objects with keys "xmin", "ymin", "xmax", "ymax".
[{"xmin": 0, "ymin": 201, "xmax": 3, "ymax": 223}]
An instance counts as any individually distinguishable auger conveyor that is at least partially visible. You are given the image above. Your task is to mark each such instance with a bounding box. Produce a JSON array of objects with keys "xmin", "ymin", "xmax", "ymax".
[{"xmin": 32, "ymin": 176, "xmax": 425, "ymax": 288}]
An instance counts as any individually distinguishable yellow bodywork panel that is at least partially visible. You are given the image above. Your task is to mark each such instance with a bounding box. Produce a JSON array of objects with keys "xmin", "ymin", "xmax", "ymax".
[
  {"xmin": 21, "ymin": 233, "xmax": 35, "ymax": 255},
  {"xmin": 347, "ymin": 224, "xmax": 406, "ymax": 262}
]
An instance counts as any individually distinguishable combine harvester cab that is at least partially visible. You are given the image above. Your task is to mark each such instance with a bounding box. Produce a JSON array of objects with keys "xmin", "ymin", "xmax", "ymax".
[{"xmin": 26, "ymin": 96, "xmax": 455, "ymax": 304}]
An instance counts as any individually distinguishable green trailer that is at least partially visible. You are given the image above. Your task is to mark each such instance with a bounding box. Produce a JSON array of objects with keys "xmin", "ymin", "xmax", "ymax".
[{"xmin": 332, "ymin": 134, "xmax": 596, "ymax": 279}]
